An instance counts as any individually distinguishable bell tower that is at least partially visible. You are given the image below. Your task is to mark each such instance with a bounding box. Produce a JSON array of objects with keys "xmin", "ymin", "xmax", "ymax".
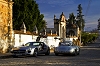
[
  {"xmin": 54, "ymin": 12, "xmax": 67, "ymax": 40},
  {"xmin": 59, "ymin": 12, "xmax": 66, "ymax": 40}
]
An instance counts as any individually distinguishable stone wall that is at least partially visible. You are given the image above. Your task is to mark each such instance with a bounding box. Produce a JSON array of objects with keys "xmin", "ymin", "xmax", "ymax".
[{"xmin": 0, "ymin": 0, "xmax": 13, "ymax": 53}]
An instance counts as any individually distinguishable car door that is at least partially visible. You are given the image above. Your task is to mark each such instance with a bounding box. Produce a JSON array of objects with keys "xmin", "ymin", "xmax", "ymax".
[
  {"xmin": 38, "ymin": 42, "xmax": 47, "ymax": 53},
  {"xmin": 72, "ymin": 42, "xmax": 80, "ymax": 52},
  {"xmin": 43, "ymin": 43, "xmax": 48, "ymax": 53}
]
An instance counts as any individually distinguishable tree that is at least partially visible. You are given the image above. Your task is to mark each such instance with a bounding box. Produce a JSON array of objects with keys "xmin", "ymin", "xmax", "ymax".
[
  {"xmin": 13, "ymin": 0, "xmax": 46, "ymax": 32},
  {"xmin": 36, "ymin": 14, "xmax": 47, "ymax": 32},
  {"xmin": 81, "ymin": 32, "xmax": 98, "ymax": 45},
  {"xmin": 76, "ymin": 4, "xmax": 85, "ymax": 31},
  {"xmin": 67, "ymin": 13, "xmax": 76, "ymax": 24}
]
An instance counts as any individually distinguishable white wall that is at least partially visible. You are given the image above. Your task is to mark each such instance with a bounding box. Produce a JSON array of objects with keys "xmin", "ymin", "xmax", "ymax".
[{"xmin": 14, "ymin": 34, "xmax": 60, "ymax": 49}]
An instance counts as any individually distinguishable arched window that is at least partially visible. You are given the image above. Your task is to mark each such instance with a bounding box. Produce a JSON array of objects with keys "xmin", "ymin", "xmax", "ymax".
[{"xmin": 68, "ymin": 30, "xmax": 75, "ymax": 36}]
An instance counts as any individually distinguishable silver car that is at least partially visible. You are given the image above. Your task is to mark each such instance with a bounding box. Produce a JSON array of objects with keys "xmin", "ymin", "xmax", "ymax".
[
  {"xmin": 11, "ymin": 42, "xmax": 50, "ymax": 57},
  {"xmin": 54, "ymin": 41, "xmax": 80, "ymax": 56}
]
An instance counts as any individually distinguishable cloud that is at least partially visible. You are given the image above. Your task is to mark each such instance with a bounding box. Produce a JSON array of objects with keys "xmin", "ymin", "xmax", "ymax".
[
  {"xmin": 85, "ymin": 22, "xmax": 97, "ymax": 26},
  {"xmin": 36, "ymin": 0, "xmax": 74, "ymax": 4},
  {"xmin": 84, "ymin": 14, "xmax": 99, "ymax": 31},
  {"xmin": 42, "ymin": 13, "xmax": 54, "ymax": 28},
  {"xmin": 42, "ymin": 12, "xmax": 69, "ymax": 28},
  {"xmin": 36, "ymin": 0, "xmax": 75, "ymax": 7},
  {"xmin": 36, "ymin": 0, "xmax": 100, "ymax": 31}
]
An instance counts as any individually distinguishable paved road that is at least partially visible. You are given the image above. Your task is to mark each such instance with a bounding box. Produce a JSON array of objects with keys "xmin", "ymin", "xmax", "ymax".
[{"xmin": 0, "ymin": 40, "xmax": 100, "ymax": 66}]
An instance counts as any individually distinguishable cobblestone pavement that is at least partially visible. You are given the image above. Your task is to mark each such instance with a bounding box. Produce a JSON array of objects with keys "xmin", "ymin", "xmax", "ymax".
[
  {"xmin": 0, "ymin": 39, "xmax": 100, "ymax": 66},
  {"xmin": 0, "ymin": 49, "xmax": 54, "ymax": 59}
]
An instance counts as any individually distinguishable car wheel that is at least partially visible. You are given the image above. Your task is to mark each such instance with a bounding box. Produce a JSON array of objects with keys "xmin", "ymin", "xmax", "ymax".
[
  {"xmin": 45, "ymin": 49, "xmax": 50, "ymax": 55},
  {"xmin": 33, "ymin": 49, "xmax": 38, "ymax": 57},
  {"xmin": 73, "ymin": 50, "xmax": 77, "ymax": 56},
  {"xmin": 77, "ymin": 50, "xmax": 80, "ymax": 55}
]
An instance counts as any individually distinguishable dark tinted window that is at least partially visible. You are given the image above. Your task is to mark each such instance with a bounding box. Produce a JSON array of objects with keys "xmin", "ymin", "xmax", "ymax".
[{"xmin": 24, "ymin": 42, "xmax": 41, "ymax": 46}]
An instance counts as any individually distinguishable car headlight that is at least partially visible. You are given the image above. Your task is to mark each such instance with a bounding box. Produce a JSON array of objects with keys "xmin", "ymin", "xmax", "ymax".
[
  {"xmin": 70, "ymin": 49, "xmax": 74, "ymax": 52},
  {"xmin": 29, "ymin": 48, "xmax": 32, "ymax": 50},
  {"xmin": 26, "ymin": 48, "xmax": 32, "ymax": 53},
  {"xmin": 26, "ymin": 48, "xmax": 32, "ymax": 51}
]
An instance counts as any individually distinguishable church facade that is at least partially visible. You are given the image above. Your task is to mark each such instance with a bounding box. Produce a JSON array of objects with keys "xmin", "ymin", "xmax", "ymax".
[{"xmin": 46, "ymin": 12, "xmax": 80, "ymax": 41}]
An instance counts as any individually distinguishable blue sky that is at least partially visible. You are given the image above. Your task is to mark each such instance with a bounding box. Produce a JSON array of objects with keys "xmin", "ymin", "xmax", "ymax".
[{"xmin": 36, "ymin": 0, "xmax": 100, "ymax": 31}]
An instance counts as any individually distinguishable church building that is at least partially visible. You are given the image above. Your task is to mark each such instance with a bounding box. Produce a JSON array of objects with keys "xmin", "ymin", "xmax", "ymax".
[{"xmin": 42, "ymin": 12, "xmax": 80, "ymax": 42}]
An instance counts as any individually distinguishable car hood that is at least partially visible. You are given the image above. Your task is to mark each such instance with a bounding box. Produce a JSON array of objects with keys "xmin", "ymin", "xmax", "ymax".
[
  {"xmin": 12, "ymin": 46, "xmax": 36, "ymax": 50},
  {"xmin": 56, "ymin": 46, "xmax": 72, "ymax": 50}
]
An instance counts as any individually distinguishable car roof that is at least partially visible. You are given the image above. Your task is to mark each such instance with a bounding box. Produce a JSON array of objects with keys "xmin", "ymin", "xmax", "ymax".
[{"xmin": 28, "ymin": 42, "xmax": 44, "ymax": 43}]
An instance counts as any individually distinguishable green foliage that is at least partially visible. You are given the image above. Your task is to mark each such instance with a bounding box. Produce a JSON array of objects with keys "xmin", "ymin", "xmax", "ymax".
[
  {"xmin": 67, "ymin": 13, "xmax": 76, "ymax": 24},
  {"xmin": 13, "ymin": 0, "xmax": 46, "ymax": 32},
  {"xmin": 81, "ymin": 32, "xmax": 98, "ymax": 45},
  {"xmin": 76, "ymin": 4, "xmax": 85, "ymax": 31}
]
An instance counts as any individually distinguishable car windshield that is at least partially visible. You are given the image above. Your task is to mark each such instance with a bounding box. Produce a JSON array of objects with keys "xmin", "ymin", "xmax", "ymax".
[
  {"xmin": 24, "ymin": 42, "xmax": 40, "ymax": 46},
  {"xmin": 59, "ymin": 41, "xmax": 72, "ymax": 46}
]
